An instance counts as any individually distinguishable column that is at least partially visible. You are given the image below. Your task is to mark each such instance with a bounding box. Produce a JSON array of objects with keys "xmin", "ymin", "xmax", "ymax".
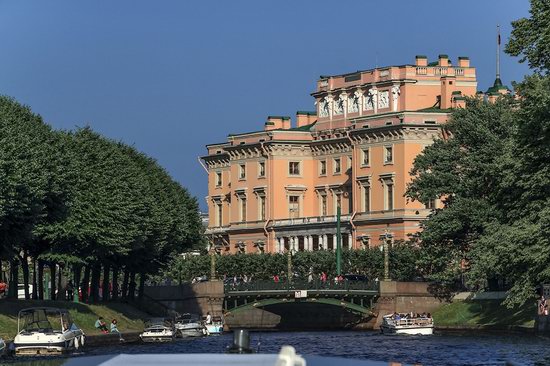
[
  {"xmin": 348, "ymin": 233, "xmax": 353, "ymax": 250},
  {"xmin": 307, "ymin": 236, "xmax": 313, "ymax": 251},
  {"xmin": 277, "ymin": 237, "xmax": 283, "ymax": 253},
  {"xmin": 293, "ymin": 236, "xmax": 298, "ymax": 251},
  {"xmin": 321, "ymin": 234, "xmax": 328, "ymax": 250}
]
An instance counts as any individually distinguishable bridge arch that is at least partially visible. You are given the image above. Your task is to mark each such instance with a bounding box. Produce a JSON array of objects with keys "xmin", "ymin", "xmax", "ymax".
[{"xmin": 225, "ymin": 296, "xmax": 373, "ymax": 317}]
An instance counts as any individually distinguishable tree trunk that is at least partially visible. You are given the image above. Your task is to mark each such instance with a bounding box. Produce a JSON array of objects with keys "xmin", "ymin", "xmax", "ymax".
[
  {"xmin": 81, "ymin": 266, "xmax": 91, "ymax": 303},
  {"xmin": 0, "ymin": 260, "xmax": 3, "ymax": 282},
  {"xmin": 37, "ymin": 260, "xmax": 44, "ymax": 300},
  {"xmin": 121, "ymin": 269, "xmax": 129, "ymax": 300},
  {"xmin": 73, "ymin": 265, "xmax": 81, "ymax": 302},
  {"xmin": 57, "ymin": 264, "xmax": 63, "ymax": 300},
  {"xmin": 128, "ymin": 272, "xmax": 136, "ymax": 301},
  {"xmin": 49, "ymin": 263, "xmax": 57, "ymax": 300},
  {"xmin": 112, "ymin": 267, "xmax": 119, "ymax": 301},
  {"xmin": 32, "ymin": 258, "xmax": 38, "ymax": 299},
  {"xmin": 138, "ymin": 272, "xmax": 146, "ymax": 300},
  {"xmin": 8, "ymin": 259, "xmax": 19, "ymax": 299},
  {"xmin": 89, "ymin": 264, "xmax": 101, "ymax": 303},
  {"xmin": 102, "ymin": 264, "xmax": 110, "ymax": 302},
  {"xmin": 20, "ymin": 252, "xmax": 30, "ymax": 300}
]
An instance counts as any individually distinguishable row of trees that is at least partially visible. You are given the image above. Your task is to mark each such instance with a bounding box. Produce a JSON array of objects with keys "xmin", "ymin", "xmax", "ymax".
[
  {"xmin": 162, "ymin": 243, "xmax": 421, "ymax": 284},
  {"xmin": 405, "ymin": 0, "xmax": 550, "ymax": 306},
  {"xmin": 0, "ymin": 96, "xmax": 204, "ymax": 301}
]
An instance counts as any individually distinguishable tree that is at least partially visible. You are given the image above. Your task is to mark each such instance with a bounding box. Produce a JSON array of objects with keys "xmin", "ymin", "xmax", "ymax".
[{"xmin": 506, "ymin": 0, "xmax": 550, "ymax": 74}]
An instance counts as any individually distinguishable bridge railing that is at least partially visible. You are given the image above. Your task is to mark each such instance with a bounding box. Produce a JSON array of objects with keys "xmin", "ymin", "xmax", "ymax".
[{"xmin": 224, "ymin": 279, "xmax": 379, "ymax": 293}]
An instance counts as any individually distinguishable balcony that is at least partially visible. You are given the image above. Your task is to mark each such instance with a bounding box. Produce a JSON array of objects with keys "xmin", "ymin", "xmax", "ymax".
[
  {"xmin": 272, "ymin": 214, "xmax": 352, "ymax": 227},
  {"xmin": 205, "ymin": 226, "xmax": 230, "ymax": 235}
]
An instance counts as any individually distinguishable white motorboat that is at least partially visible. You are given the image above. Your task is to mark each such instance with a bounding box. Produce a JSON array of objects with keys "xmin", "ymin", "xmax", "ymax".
[
  {"xmin": 13, "ymin": 307, "xmax": 85, "ymax": 355},
  {"xmin": 380, "ymin": 313, "xmax": 434, "ymax": 335},
  {"xmin": 140, "ymin": 318, "xmax": 175, "ymax": 343},
  {"xmin": 175, "ymin": 313, "xmax": 206, "ymax": 337},
  {"xmin": 204, "ymin": 315, "xmax": 224, "ymax": 335},
  {"xmin": 0, "ymin": 337, "xmax": 5, "ymax": 354}
]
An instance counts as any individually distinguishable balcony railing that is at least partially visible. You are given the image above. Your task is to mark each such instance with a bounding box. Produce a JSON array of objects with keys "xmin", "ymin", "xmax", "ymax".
[
  {"xmin": 205, "ymin": 226, "xmax": 230, "ymax": 234},
  {"xmin": 415, "ymin": 66, "xmax": 465, "ymax": 77},
  {"xmin": 272, "ymin": 214, "xmax": 352, "ymax": 227},
  {"xmin": 224, "ymin": 279, "xmax": 379, "ymax": 294}
]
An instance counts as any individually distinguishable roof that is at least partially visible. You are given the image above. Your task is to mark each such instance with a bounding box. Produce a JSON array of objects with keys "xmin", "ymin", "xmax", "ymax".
[{"xmin": 486, "ymin": 77, "xmax": 510, "ymax": 94}]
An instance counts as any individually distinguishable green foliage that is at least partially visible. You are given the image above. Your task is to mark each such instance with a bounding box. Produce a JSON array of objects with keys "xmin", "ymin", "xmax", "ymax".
[
  {"xmin": 161, "ymin": 244, "xmax": 420, "ymax": 283},
  {"xmin": 506, "ymin": 0, "xmax": 550, "ymax": 74},
  {"xmin": 0, "ymin": 95, "xmax": 203, "ymax": 291},
  {"xmin": 407, "ymin": 0, "xmax": 550, "ymax": 306}
]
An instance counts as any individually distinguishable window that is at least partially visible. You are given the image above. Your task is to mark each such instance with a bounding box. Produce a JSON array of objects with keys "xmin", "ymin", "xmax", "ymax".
[
  {"xmin": 384, "ymin": 146, "xmax": 393, "ymax": 164},
  {"xmin": 216, "ymin": 202, "xmax": 222, "ymax": 226},
  {"xmin": 258, "ymin": 161, "xmax": 265, "ymax": 177},
  {"xmin": 289, "ymin": 161, "xmax": 300, "ymax": 175},
  {"xmin": 289, "ymin": 195, "xmax": 300, "ymax": 218},
  {"xmin": 320, "ymin": 194, "xmax": 327, "ymax": 216},
  {"xmin": 239, "ymin": 164, "xmax": 246, "ymax": 179},
  {"xmin": 240, "ymin": 197, "xmax": 247, "ymax": 222},
  {"xmin": 215, "ymin": 172, "xmax": 222, "ymax": 187},
  {"xmin": 259, "ymin": 195, "xmax": 266, "ymax": 220},
  {"xmin": 362, "ymin": 149, "xmax": 370, "ymax": 166},
  {"xmin": 426, "ymin": 198, "xmax": 436, "ymax": 210},
  {"xmin": 386, "ymin": 182, "xmax": 394, "ymax": 211},
  {"xmin": 333, "ymin": 158, "xmax": 341, "ymax": 174},
  {"xmin": 319, "ymin": 160, "xmax": 327, "ymax": 176},
  {"xmin": 363, "ymin": 185, "xmax": 370, "ymax": 212}
]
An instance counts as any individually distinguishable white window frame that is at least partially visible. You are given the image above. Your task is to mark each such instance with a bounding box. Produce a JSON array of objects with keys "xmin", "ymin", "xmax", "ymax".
[
  {"xmin": 288, "ymin": 161, "xmax": 301, "ymax": 176},
  {"xmin": 239, "ymin": 164, "xmax": 246, "ymax": 180},
  {"xmin": 384, "ymin": 145, "xmax": 393, "ymax": 165},
  {"xmin": 361, "ymin": 148, "xmax": 370, "ymax": 167},
  {"xmin": 333, "ymin": 157, "xmax": 341, "ymax": 174}
]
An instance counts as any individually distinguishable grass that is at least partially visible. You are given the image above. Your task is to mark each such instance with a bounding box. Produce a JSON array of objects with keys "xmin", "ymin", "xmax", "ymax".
[
  {"xmin": 0, "ymin": 299, "xmax": 149, "ymax": 339},
  {"xmin": 433, "ymin": 299, "xmax": 536, "ymax": 328}
]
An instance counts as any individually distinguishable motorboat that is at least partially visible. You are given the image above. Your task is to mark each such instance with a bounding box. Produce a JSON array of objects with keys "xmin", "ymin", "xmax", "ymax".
[
  {"xmin": 0, "ymin": 337, "xmax": 5, "ymax": 354},
  {"xmin": 380, "ymin": 313, "xmax": 433, "ymax": 335},
  {"xmin": 140, "ymin": 318, "xmax": 175, "ymax": 342},
  {"xmin": 13, "ymin": 307, "xmax": 85, "ymax": 355},
  {"xmin": 204, "ymin": 315, "xmax": 224, "ymax": 335},
  {"xmin": 175, "ymin": 313, "xmax": 206, "ymax": 337}
]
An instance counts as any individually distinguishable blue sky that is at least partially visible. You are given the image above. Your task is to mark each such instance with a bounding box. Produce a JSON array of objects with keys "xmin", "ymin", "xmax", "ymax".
[{"xmin": 0, "ymin": 0, "xmax": 531, "ymax": 210}]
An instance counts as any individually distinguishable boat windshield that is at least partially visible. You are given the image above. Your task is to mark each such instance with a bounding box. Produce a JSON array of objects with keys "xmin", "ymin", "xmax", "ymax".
[
  {"xmin": 19, "ymin": 308, "xmax": 64, "ymax": 333},
  {"xmin": 145, "ymin": 318, "xmax": 172, "ymax": 328},
  {"xmin": 176, "ymin": 314, "xmax": 199, "ymax": 323}
]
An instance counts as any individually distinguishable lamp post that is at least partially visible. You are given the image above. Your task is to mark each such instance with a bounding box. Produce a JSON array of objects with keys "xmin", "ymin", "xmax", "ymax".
[
  {"xmin": 380, "ymin": 229, "xmax": 393, "ymax": 281},
  {"xmin": 210, "ymin": 252, "xmax": 216, "ymax": 281},
  {"xmin": 336, "ymin": 206, "xmax": 342, "ymax": 276}
]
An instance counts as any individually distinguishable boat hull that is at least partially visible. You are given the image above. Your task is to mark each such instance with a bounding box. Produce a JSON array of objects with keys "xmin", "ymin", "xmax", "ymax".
[
  {"xmin": 140, "ymin": 330, "xmax": 175, "ymax": 343},
  {"xmin": 14, "ymin": 332, "xmax": 85, "ymax": 355},
  {"xmin": 380, "ymin": 325, "xmax": 433, "ymax": 335},
  {"xmin": 205, "ymin": 324, "xmax": 224, "ymax": 335}
]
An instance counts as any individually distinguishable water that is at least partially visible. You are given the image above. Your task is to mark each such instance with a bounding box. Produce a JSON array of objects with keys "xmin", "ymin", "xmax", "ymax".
[{"xmin": 3, "ymin": 331, "xmax": 550, "ymax": 366}]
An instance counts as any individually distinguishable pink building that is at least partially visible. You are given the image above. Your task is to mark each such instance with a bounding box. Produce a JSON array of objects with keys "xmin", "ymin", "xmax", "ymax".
[{"xmin": 202, "ymin": 55, "xmax": 478, "ymax": 254}]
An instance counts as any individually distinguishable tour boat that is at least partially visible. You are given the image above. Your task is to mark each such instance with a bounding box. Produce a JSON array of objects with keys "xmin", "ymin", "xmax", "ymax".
[
  {"xmin": 175, "ymin": 313, "xmax": 206, "ymax": 337},
  {"xmin": 205, "ymin": 315, "xmax": 224, "ymax": 335},
  {"xmin": 13, "ymin": 307, "xmax": 85, "ymax": 355},
  {"xmin": 380, "ymin": 313, "xmax": 434, "ymax": 335},
  {"xmin": 140, "ymin": 318, "xmax": 175, "ymax": 342}
]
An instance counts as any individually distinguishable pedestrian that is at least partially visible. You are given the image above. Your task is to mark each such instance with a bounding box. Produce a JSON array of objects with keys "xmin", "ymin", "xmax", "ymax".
[
  {"xmin": 95, "ymin": 316, "xmax": 109, "ymax": 334},
  {"xmin": 110, "ymin": 319, "xmax": 124, "ymax": 341},
  {"xmin": 205, "ymin": 312, "xmax": 212, "ymax": 325},
  {"xmin": 66, "ymin": 280, "xmax": 74, "ymax": 301},
  {"xmin": 273, "ymin": 274, "xmax": 279, "ymax": 283}
]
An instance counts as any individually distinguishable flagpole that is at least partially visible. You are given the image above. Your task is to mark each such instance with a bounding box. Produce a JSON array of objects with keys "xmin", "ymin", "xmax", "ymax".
[{"xmin": 496, "ymin": 24, "xmax": 501, "ymax": 80}]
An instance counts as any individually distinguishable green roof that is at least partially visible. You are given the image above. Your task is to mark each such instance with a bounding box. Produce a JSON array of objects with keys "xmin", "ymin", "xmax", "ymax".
[
  {"xmin": 415, "ymin": 55, "xmax": 427, "ymax": 59},
  {"xmin": 267, "ymin": 115, "xmax": 290, "ymax": 120},
  {"xmin": 438, "ymin": 54, "xmax": 449, "ymax": 58},
  {"xmin": 278, "ymin": 122, "xmax": 317, "ymax": 132},
  {"xmin": 458, "ymin": 56, "xmax": 469, "ymax": 60},
  {"xmin": 296, "ymin": 111, "xmax": 316, "ymax": 116},
  {"xmin": 265, "ymin": 121, "xmax": 275, "ymax": 125},
  {"xmin": 451, "ymin": 91, "xmax": 462, "ymax": 95},
  {"xmin": 428, "ymin": 61, "xmax": 438, "ymax": 66},
  {"xmin": 486, "ymin": 77, "xmax": 510, "ymax": 94}
]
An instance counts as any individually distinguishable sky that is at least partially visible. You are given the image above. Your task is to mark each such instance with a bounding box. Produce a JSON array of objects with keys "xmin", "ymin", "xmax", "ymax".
[{"xmin": 0, "ymin": 0, "xmax": 531, "ymax": 211}]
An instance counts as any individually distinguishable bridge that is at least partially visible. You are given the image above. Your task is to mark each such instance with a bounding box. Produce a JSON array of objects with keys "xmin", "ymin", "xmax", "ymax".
[{"xmin": 223, "ymin": 280, "xmax": 379, "ymax": 329}]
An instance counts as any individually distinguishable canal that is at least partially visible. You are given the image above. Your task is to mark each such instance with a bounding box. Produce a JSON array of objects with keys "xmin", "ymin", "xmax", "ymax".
[{"xmin": 3, "ymin": 331, "xmax": 550, "ymax": 366}]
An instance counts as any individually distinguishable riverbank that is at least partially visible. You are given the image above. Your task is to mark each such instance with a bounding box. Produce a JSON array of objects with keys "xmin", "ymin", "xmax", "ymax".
[
  {"xmin": 432, "ymin": 299, "xmax": 535, "ymax": 331},
  {"xmin": 0, "ymin": 299, "xmax": 148, "ymax": 339}
]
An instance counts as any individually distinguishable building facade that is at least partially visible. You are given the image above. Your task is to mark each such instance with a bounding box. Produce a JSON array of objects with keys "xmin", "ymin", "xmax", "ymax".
[{"xmin": 202, "ymin": 55, "xmax": 478, "ymax": 254}]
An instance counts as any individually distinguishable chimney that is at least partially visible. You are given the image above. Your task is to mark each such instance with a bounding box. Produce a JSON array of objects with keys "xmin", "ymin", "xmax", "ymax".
[
  {"xmin": 415, "ymin": 55, "xmax": 428, "ymax": 67},
  {"xmin": 440, "ymin": 76, "xmax": 457, "ymax": 109},
  {"xmin": 265, "ymin": 116, "xmax": 291, "ymax": 131},
  {"xmin": 438, "ymin": 54, "xmax": 449, "ymax": 67},
  {"xmin": 296, "ymin": 111, "xmax": 317, "ymax": 128},
  {"xmin": 458, "ymin": 56, "xmax": 470, "ymax": 68}
]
